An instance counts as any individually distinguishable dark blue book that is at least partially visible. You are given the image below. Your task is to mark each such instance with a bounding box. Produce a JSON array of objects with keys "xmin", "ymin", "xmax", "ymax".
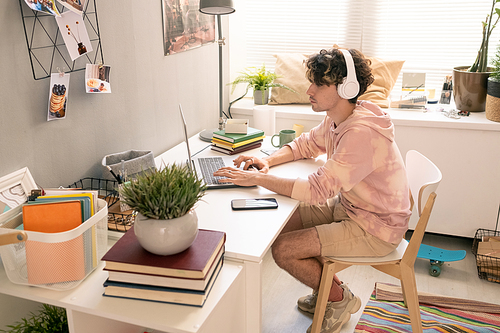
[{"xmin": 103, "ymin": 255, "xmax": 223, "ymax": 307}]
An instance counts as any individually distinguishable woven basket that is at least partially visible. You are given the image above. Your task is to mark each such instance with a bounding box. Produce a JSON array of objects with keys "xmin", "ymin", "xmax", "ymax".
[{"xmin": 486, "ymin": 79, "xmax": 500, "ymax": 122}]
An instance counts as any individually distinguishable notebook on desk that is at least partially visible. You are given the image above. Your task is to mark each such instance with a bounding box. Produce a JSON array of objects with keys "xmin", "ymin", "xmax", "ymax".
[{"xmin": 179, "ymin": 104, "xmax": 240, "ymax": 189}]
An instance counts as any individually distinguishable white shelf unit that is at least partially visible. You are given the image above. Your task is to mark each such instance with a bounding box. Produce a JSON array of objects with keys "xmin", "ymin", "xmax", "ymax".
[{"xmin": 0, "ymin": 258, "xmax": 245, "ymax": 333}]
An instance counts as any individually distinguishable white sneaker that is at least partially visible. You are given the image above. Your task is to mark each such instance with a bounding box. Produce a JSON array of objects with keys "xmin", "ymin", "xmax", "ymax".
[{"xmin": 306, "ymin": 283, "xmax": 361, "ymax": 333}]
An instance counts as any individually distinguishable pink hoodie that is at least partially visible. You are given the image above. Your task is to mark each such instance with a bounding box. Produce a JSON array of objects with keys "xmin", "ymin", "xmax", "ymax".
[{"xmin": 288, "ymin": 101, "xmax": 411, "ymax": 244}]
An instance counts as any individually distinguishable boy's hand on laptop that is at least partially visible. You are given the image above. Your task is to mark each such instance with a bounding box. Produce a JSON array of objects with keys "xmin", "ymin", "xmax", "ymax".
[
  {"xmin": 233, "ymin": 155, "xmax": 270, "ymax": 173},
  {"xmin": 214, "ymin": 166, "xmax": 259, "ymax": 187}
]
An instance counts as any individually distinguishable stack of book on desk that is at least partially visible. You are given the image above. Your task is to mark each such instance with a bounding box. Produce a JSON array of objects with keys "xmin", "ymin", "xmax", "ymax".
[
  {"xmin": 102, "ymin": 226, "xmax": 226, "ymax": 307},
  {"xmin": 211, "ymin": 127, "xmax": 265, "ymax": 155}
]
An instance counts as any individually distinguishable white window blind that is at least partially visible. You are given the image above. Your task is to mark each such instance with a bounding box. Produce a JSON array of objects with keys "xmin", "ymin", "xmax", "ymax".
[{"xmin": 229, "ymin": 0, "xmax": 500, "ymax": 100}]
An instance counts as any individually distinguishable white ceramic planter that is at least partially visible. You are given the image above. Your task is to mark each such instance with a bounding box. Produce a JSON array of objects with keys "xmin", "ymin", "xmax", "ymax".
[{"xmin": 134, "ymin": 210, "xmax": 199, "ymax": 256}]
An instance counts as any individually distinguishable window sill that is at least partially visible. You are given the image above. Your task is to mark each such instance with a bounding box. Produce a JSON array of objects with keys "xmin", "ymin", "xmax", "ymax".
[{"xmin": 230, "ymin": 98, "xmax": 500, "ymax": 132}]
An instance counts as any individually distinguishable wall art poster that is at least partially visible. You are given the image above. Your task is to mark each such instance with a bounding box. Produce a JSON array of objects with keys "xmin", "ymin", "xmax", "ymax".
[{"xmin": 162, "ymin": 0, "xmax": 215, "ymax": 56}]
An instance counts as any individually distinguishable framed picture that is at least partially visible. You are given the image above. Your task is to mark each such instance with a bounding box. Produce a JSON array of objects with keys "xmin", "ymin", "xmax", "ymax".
[
  {"xmin": 0, "ymin": 168, "xmax": 37, "ymax": 223},
  {"xmin": 162, "ymin": 0, "xmax": 215, "ymax": 56}
]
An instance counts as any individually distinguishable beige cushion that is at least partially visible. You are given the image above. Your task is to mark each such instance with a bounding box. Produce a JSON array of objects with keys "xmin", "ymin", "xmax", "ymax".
[
  {"xmin": 269, "ymin": 53, "xmax": 312, "ymax": 105},
  {"xmin": 269, "ymin": 53, "xmax": 405, "ymax": 108}
]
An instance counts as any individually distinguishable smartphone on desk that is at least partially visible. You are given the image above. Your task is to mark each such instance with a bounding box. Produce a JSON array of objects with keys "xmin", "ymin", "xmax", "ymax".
[{"xmin": 231, "ymin": 198, "xmax": 278, "ymax": 210}]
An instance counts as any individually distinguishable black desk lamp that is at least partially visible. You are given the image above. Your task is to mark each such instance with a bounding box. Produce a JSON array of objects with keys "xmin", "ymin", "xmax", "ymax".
[{"xmin": 199, "ymin": 0, "xmax": 235, "ymax": 142}]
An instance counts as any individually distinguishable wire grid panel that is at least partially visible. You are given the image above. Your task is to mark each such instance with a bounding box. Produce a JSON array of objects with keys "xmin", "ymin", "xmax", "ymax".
[{"xmin": 19, "ymin": 0, "xmax": 104, "ymax": 80}]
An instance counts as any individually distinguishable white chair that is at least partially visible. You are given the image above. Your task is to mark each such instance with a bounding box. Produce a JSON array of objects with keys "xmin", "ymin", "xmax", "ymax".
[{"xmin": 311, "ymin": 150, "xmax": 442, "ymax": 333}]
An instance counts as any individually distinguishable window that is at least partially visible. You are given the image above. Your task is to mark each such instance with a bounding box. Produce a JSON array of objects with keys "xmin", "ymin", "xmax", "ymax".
[{"xmin": 229, "ymin": 0, "xmax": 500, "ymax": 100}]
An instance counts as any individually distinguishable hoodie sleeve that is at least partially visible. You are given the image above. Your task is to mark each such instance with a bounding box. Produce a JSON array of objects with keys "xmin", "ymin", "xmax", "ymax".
[
  {"xmin": 291, "ymin": 125, "xmax": 379, "ymax": 205},
  {"xmin": 286, "ymin": 117, "xmax": 329, "ymax": 160}
]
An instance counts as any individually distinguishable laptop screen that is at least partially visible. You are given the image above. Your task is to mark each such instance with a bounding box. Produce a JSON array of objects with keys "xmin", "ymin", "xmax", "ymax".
[{"xmin": 179, "ymin": 104, "xmax": 194, "ymax": 172}]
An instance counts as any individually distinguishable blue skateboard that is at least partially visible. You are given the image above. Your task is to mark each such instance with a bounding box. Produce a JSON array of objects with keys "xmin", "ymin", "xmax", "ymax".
[{"xmin": 417, "ymin": 243, "xmax": 466, "ymax": 277}]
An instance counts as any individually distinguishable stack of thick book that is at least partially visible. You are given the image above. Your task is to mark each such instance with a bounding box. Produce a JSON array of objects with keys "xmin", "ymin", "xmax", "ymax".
[
  {"xmin": 211, "ymin": 127, "xmax": 265, "ymax": 155},
  {"xmin": 102, "ymin": 226, "xmax": 226, "ymax": 307}
]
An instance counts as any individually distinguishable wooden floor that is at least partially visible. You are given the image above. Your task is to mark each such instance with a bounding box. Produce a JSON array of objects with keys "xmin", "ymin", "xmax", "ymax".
[{"xmin": 261, "ymin": 232, "xmax": 500, "ymax": 333}]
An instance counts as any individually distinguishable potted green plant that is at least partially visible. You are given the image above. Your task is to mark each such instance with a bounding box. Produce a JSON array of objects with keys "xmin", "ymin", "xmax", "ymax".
[
  {"xmin": 486, "ymin": 43, "xmax": 500, "ymax": 121},
  {"xmin": 119, "ymin": 163, "xmax": 207, "ymax": 256},
  {"xmin": 229, "ymin": 64, "xmax": 295, "ymax": 105},
  {"xmin": 453, "ymin": 0, "xmax": 500, "ymax": 112},
  {"xmin": 1, "ymin": 304, "xmax": 68, "ymax": 333}
]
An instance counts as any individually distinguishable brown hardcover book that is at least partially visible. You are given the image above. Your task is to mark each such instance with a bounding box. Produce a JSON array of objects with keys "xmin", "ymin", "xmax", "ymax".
[
  {"xmin": 105, "ymin": 245, "xmax": 224, "ymax": 290},
  {"xmin": 102, "ymin": 226, "xmax": 226, "ymax": 279},
  {"xmin": 211, "ymin": 141, "xmax": 262, "ymax": 155}
]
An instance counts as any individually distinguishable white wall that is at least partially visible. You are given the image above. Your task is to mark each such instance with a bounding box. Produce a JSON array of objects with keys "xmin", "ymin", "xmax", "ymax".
[{"xmin": 0, "ymin": 0, "xmax": 223, "ymax": 187}]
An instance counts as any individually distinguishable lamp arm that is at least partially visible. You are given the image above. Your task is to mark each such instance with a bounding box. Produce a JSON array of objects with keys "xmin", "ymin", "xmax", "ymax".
[
  {"xmin": 226, "ymin": 85, "xmax": 249, "ymax": 119},
  {"xmin": 217, "ymin": 14, "xmax": 224, "ymax": 130}
]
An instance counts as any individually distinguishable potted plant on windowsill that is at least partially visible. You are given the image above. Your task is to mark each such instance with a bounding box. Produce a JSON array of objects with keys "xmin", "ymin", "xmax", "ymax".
[
  {"xmin": 453, "ymin": 0, "xmax": 500, "ymax": 112},
  {"xmin": 119, "ymin": 163, "xmax": 207, "ymax": 256},
  {"xmin": 486, "ymin": 44, "xmax": 500, "ymax": 122},
  {"xmin": 229, "ymin": 64, "xmax": 296, "ymax": 105}
]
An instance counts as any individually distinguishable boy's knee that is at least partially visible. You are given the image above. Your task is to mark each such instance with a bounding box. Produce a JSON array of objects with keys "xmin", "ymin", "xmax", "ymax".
[{"xmin": 271, "ymin": 236, "xmax": 288, "ymax": 268}]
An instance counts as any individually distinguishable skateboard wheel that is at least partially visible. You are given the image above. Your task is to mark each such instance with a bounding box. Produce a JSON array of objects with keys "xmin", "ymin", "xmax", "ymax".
[{"xmin": 429, "ymin": 265, "xmax": 441, "ymax": 277}]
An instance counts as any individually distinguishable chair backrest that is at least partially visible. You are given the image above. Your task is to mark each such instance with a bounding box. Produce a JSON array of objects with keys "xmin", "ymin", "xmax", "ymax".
[
  {"xmin": 403, "ymin": 150, "xmax": 442, "ymax": 265},
  {"xmin": 405, "ymin": 150, "xmax": 442, "ymax": 217}
]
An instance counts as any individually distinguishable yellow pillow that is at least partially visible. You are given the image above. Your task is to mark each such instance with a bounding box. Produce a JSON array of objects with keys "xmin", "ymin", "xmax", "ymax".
[{"xmin": 269, "ymin": 53, "xmax": 404, "ymax": 108}]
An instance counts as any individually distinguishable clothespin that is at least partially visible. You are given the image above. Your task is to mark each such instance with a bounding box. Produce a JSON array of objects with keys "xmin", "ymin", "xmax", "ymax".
[{"xmin": 57, "ymin": 67, "xmax": 65, "ymax": 78}]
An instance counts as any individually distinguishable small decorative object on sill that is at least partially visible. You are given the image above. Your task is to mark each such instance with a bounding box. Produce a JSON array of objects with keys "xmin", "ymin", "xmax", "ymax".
[
  {"xmin": 389, "ymin": 95, "xmax": 427, "ymax": 109},
  {"xmin": 439, "ymin": 75, "xmax": 453, "ymax": 104},
  {"xmin": 441, "ymin": 109, "xmax": 461, "ymax": 119}
]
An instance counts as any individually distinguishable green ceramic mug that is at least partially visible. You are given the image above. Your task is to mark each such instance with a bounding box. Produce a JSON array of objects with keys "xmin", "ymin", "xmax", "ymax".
[{"xmin": 271, "ymin": 129, "xmax": 296, "ymax": 148}]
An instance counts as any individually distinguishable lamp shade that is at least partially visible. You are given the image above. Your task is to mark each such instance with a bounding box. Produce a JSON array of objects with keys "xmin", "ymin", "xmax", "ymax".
[{"xmin": 199, "ymin": 0, "xmax": 235, "ymax": 15}]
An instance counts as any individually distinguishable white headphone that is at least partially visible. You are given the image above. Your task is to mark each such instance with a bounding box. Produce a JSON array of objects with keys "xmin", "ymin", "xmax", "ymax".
[{"xmin": 337, "ymin": 49, "xmax": 360, "ymax": 100}]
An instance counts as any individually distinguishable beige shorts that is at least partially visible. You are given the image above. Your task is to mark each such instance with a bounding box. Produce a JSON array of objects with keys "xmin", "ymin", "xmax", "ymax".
[{"xmin": 298, "ymin": 196, "xmax": 397, "ymax": 257}]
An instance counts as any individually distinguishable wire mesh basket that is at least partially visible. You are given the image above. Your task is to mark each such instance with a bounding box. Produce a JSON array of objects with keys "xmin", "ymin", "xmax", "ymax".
[
  {"xmin": 472, "ymin": 228, "xmax": 500, "ymax": 284},
  {"xmin": 67, "ymin": 178, "xmax": 134, "ymax": 232}
]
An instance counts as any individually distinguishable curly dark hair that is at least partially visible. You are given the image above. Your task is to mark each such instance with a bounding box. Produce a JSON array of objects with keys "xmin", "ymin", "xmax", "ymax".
[{"xmin": 305, "ymin": 48, "xmax": 374, "ymax": 103}]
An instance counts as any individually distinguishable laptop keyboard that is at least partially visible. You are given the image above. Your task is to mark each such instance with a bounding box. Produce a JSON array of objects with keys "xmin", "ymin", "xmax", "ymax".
[{"xmin": 198, "ymin": 157, "xmax": 227, "ymax": 185}]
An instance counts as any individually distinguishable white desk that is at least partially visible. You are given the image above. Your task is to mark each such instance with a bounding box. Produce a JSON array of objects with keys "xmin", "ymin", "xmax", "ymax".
[
  {"xmin": 154, "ymin": 135, "xmax": 325, "ymax": 333},
  {"xmin": 0, "ymin": 136, "xmax": 324, "ymax": 333}
]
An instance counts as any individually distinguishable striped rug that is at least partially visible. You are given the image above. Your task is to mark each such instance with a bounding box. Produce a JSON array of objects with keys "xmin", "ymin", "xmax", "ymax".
[{"xmin": 355, "ymin": 284, "xmax": 500, "ymax": 332}]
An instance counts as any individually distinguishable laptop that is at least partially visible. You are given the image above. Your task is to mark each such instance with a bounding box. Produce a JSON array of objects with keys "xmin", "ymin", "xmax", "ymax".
[{"xmin": 179, "ymin": 104, "xmax": 240, "ymax": 189}]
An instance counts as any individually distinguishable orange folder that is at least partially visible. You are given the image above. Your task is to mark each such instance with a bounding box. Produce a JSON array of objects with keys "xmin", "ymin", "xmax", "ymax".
[{"xmin": 22, "ymin": 201, "xmax": 86, "ymax": 285}]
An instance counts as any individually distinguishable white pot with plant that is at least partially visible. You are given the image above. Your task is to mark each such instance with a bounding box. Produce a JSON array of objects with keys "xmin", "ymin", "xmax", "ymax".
[
  {"xmin": 229, "ymin": 64, "xmax": 295, "ymax": 105},
  {"xmin": 119, "ymin": 163, "xmax": 207, "ymax": 256},
  {"xmin": 453, "ymin": 0, "xmax": 499, "ymax": 112}
]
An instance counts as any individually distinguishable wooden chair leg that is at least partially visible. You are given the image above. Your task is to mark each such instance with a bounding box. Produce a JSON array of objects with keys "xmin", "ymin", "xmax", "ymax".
[
  {"xmin": 400, "ymin": 265, "xmax": 422, "ymax": 333},
  {"xmin": 311, "ymin": 261, "xmax": 336, "ymax": 333}
]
